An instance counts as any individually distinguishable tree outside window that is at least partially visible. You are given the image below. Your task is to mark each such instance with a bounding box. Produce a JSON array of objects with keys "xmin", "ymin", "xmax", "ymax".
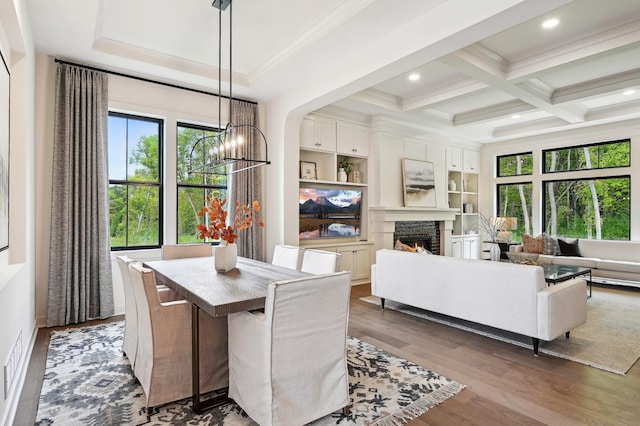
[
  {"xmin": 176, "ymin": 123, "xmax": 228, "ymax": 243},
  {"xmin": 108, "ymin": 113, "xmax": 162, "ymax": 249},
  {"xmin": 497, "ymin": 182, "xmax": 533, "ymax": 242}
]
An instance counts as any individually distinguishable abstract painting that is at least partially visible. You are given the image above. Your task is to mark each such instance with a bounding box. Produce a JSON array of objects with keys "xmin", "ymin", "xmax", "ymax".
[{"xmin": 402, "ymin": 159, "xmax": 436, "ymax": 207}]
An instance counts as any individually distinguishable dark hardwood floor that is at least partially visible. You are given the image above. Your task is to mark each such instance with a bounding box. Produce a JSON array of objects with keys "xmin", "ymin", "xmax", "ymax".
[{"xmin": 16, "ymin": 284, "xmax": 640, "ymax": 425}]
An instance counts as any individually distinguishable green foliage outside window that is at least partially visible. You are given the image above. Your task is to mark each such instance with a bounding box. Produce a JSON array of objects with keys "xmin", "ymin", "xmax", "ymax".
[
  {"xmin": 497, "ymin": 182, "xmax": 533, "ymax": 242},
  {"xmin": 176, "ymin": 124, "xmax": 227, "ymax": 243},
  {"xmin": 108, "ymin": 113, "xmax": 162, "ymax": 249},
  {"xmin": 497, "ymin": 152, "xmax": 533, "ymax": 177},
  {"xmin": 543, "ymin": 177, "xmax": 630, "ymax": 240},
  {"xmin": 543, "ymin": 139, "xmax": 630, "ymax": 173}
]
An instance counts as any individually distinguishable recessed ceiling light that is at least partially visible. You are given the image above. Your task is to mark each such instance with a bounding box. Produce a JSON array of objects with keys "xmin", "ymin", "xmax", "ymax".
[
  {"xmin": 542, "ymin": 18, "xmax": 559, "ymax": 29},
  {"xmin": 623, "ymin": 89, "xmax": 635, "ymax": 96},
  {"xmin": 512, "ymin": 114, "xmax": 521, "ymax": 119},
  {"xmin": 408, "ymin": 73, "xmax": 420, "ymax": 81}
]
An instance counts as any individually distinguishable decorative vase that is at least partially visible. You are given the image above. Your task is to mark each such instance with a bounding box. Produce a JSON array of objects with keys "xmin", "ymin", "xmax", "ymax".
[
  {"xmin": 215, "ymin": 242, "xmax": 237, "ymax": 272},
  {"xmin": 352, "ymin": 165, "xmax": 361, "ymax": 183},
  {"xmin": 338, "ymin": 167, "xmax": 347, "ymax": 182},
  {"xmin": 489, "ymin": 243, "xmax": 501, "ymax": 261},
  {"xmin": 448, "ymin": 179, "xmax": 456, "ymax": 191}
]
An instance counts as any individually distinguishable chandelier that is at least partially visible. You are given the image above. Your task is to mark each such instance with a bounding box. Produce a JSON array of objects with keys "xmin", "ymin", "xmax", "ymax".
[{"xmin": 188, "ymin": 0, "xmax": 270, "ymax": 175}]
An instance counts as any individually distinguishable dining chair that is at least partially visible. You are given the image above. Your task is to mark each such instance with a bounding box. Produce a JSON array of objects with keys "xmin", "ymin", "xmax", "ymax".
[
  {"xmin": 299, "ymin": 248, "xmax": 342, "ymax": 274},
  {"xmin": 227, "ymin": 271, "xmax": 352, "ymax": 425},
  {"xmin": 127, "ymin": 262, "xmax": 228, "ymax": 414},
  {"xmin": 161, "ymin": 243, "xmax": 213, "ymax": 259},
  {"xmin": 116, "ymin": 255, "xmax": 138, "ymax": 369},
  {"xmin": 271, "ymin": 244, "xmax": 304, "ymax": 270}
]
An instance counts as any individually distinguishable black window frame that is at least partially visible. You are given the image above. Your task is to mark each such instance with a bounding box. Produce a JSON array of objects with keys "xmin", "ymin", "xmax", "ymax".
[
  {"xmin": 496, "ymin": 151, "xmax": 533, "ymax": 177},
  {"xmin": 108, "ymin": 111, "xmax": 164, "ymax": 250},
  {"xmin": 542, "ymin": 139, "xmax": 630, "ymax": 174},
  {"xmin": 541, "ymin": 174, "xmax": 631, "ymax": 240},
  {"xmin": 175, "ymin": 122, "xmax": 228, "ymax": 244}
]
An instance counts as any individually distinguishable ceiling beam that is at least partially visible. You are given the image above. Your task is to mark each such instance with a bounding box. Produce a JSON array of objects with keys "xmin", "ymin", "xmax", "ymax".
[
  {"xmin": 552, "ymin": 68, "xmax": 640, "ymax": 104},
  {"xmin": 453, "ymin": 100, "xmax": 535, "ymax": 127}
]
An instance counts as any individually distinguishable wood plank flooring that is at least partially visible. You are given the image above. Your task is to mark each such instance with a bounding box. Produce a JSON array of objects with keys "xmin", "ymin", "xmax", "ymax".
[{"xmin": 15, "ymin": 284, "xmax": 640, "ymax": 425}]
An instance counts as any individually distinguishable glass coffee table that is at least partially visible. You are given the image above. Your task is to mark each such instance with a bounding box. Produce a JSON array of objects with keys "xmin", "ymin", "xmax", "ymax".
[{"xmin": 541, "ymin": 263, "xmax": 592, "ymax": 298}]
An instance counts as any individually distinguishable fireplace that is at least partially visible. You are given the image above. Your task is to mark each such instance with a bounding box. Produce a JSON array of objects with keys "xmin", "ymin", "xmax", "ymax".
[
  {"xmin": 369, "ymin": 207, "xmax": 457, "ymax": 256},
  {"xmin": 393, "ymin": 221, "xmax": 440, "ymax": 255}
]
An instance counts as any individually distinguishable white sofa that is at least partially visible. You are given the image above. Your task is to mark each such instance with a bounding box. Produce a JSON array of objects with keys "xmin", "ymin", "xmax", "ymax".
[
  {"xmin": 371, "ymin": 249, "xmax": 587, "ymax": 354},
  {"xmin": 532, "ymin": 239, "xmax": 640, "ymax": 288}
]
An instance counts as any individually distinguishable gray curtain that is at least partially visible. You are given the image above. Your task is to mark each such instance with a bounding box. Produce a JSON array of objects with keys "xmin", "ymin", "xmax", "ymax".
[
  {"xmin": 228, "ymin": 100, "xmax": 265, "ymax": 261},
  {"xmin": 46, "ymin": 63, "xmax": 114, "ymax": 327}
]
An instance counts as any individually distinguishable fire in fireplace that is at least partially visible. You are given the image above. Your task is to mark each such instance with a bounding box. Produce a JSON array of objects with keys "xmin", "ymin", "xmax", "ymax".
[{"xmin": 393, "ymin": 221, "xmax": 440, "ymax": 255}]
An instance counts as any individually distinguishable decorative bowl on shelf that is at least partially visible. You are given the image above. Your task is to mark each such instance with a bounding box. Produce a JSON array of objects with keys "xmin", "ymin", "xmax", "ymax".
[{"xmin": 506, "ymin": 252, "xmax": 539, "ymax": 265}]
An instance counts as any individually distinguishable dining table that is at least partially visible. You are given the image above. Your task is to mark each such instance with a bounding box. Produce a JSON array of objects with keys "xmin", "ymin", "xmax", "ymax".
[{"xmin": 143, "ymin": 255, "xmax": 310, "ymax": 413}]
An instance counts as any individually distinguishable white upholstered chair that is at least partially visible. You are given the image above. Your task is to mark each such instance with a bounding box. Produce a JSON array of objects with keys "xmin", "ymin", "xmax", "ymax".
[
  {"xmin": 300, "ymin": 248, "xmax": 342, "ymax": 274},
  {"xmin": 271, "ymin": 244, "xmax": 304, "ymax": 270},
  {"xmin": 127, "ymin": 262, "xmax": 228, "ymax": 413},
  {"xmin": 116, "ymin": 255, "xmax": 138, "ymax": 368},
  {"xmin": 161, "ymin": 243, "xmax": 212, "ymax": 260},
  {"xmin": 227, "ymin": 271, "xmax": 352, "ymax": 425}
]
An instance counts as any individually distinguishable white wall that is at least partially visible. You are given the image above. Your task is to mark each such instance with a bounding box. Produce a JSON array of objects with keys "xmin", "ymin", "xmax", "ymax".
[
  {"xmin": 479, "ymin": 120, "xmax": 640, "ymax": 240},
  {"xmin": 0, "ymin": 1, "xmax": 37, "ymax": 425}
]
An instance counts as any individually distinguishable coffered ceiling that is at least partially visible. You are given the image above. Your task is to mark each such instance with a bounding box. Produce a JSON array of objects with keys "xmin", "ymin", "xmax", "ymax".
[{"xmin": 27, "ymin": 0, "xmax": 640, "ymax": 143}]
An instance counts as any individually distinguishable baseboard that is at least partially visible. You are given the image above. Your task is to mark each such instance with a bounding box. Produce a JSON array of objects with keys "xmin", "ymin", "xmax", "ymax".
[{"xmin": 1, "ymin": 324, "xmax": 37, "ymax": 426}]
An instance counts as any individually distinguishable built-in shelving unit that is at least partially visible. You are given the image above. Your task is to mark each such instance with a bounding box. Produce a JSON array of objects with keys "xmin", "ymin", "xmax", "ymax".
[
  {"xmin": 446, "ymin": 147, "xmax": 480, "ymax": 259},
  {"xmin": 299, "ymin": 113, "xmax": 372, "ymax": 283}
]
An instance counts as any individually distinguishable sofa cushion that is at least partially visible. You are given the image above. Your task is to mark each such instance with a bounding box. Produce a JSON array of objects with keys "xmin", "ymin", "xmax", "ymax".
[
  {"xmin": 542, "ymin": 233, "xmax": 561, "ymax": 255},
  {"xmin": 522, "ymin": 234, "xmax": 543, "ymax": 254},
  {"xmin": 558, "ymin": 238, "xmax": 581, "ymax": 256},
  {"xmin": 596, "ymin": 259, "xmax": 640, "ymax": 274},
  {"xmin": 552, "ymin": 256, "xmax": 598, "ymax": 268},
  {"xmin": 578, "ymin": 239, "xmax": 640, "ymax": 262}
]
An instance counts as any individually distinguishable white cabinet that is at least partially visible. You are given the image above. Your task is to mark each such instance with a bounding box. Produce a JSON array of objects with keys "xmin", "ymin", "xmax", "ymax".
[
  {"xmin": 463, "ymin": 149, "xmax": 480, "ymax": 173},
  {"xmin": 336, "ymin": 244, "xmax": 371, "ymax": 284},
  {"xmin": 446, "ymin": 147, "xmax": 462, "ymax": 171},
  {"xmin": 300, "ymin": 116, "xmax": 337, "ymax": 152},
  {"xmin": 451, "ymin": 235, "xmax": 480, "ymax": 259},
  {"xmin": 337, "ymin": 122, "xmax": 369, "ymax": 157}
]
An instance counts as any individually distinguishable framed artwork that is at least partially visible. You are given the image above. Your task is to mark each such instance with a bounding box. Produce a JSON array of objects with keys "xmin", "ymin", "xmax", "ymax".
[
  {"xmin": 0, "ymin": 49, "xmax": 9, "ymax": 252},
  {"xmin": 402, "ymin": 159, "xmax": 436, "ymax": 207},
  {"xmin": 300, "ymin": 161, "xmax": 317, "ymax": 180}
]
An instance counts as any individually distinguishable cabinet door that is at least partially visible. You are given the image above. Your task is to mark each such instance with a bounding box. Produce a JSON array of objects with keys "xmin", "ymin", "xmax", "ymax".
[
  {"xmin": 451, "ymin": 237, "xmax": 463, "ymax": 258},
  {"xmin": 337, "ymin": 246, "xmax": 371, "ymax": 282},
  {"xmin": 463, "ymin": 150, "xmax": 480, "ymax": 173},
  {"xmin": 316, "ymin": 117, "xmax": 337, "ymax": 152},
  {"xmin": 447, "ymin": 147, "xmax": 462, "ymax": 171},
  {"xmin": 463, "ymin": 236, "xmax": 480, "ymax": 259},
  {"xmin": 336, "ymin": 121, "xmax": 354, "ymax": 154},
  {"xmin": 300, "ymin": 116, "xmax": 317, "ymax": 150},
  {"xmin": 353, "ymin": 125, "xmax": 370, "ymax": 157}
]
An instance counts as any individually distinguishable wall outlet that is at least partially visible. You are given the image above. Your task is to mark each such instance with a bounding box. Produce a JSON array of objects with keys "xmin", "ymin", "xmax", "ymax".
[{"xmin": 3, "ymin": 330, "xmax": 22, "ymax": 400}]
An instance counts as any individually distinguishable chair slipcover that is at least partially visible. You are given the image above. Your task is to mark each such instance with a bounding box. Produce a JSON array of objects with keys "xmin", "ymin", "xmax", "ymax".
[
  {"xmin": 128, "ymin": 262, "xmax": 228, "ymax": 411},
  {"xmin": 300, "ymin": 248, "xmax": 342, "ymax": 274},
  {"xmin": 271, "ymin": 244, "xmax": 304, "ymax": 270},
  {"xmin": 116, "ymin": 255, "xmax": 138, "ymax": 368},
  {"xmin": 228, "ymin": 271, "xmax": 352, "ymax": 426},
  {"xmin": 161, "ymin": 243, "xmax": 212, "ymax": 260}
]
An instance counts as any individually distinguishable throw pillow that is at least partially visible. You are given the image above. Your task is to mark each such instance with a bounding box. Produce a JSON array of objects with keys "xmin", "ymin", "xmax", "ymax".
[
  {"xmin": 542, "ymin": 233, "xmax": 561, "ymax": 255},
  {"xmin": 558, "ymin": 238, "xmax": 581, "ymax": 256},
  {"xmin": 522, "ymin": 234, "xmax": 543, "ymax": 254}
]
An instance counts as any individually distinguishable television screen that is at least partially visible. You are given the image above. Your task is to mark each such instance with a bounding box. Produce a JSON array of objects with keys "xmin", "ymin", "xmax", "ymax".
[{"xmin": 299, "ymin": 187, "xmax": 362, "ymax": 239}]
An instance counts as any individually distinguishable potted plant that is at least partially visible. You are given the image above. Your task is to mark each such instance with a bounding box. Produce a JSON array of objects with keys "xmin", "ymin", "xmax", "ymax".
[{"xmin": 338, "ymin": 158, "xmax": 353, "ymax": 182}]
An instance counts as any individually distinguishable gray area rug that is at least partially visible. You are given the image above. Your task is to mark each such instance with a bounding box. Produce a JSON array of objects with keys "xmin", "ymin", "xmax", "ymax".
[
  {"xmin": 36, "ymin": 321, "xmax": 465, "ymax": 425},
  {"xmin": 362, "ymin": 287, "xmax": 640, "ymax": 375}
]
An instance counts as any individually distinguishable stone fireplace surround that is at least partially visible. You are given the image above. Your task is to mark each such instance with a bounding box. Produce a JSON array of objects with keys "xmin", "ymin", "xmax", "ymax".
[{"xmin": 369, "ymin": 207, "xmax": 458, "ymax": 257}]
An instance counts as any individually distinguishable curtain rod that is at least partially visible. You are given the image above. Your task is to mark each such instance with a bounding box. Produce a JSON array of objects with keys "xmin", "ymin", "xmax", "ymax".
[{"xmin": 54, "ymin": 58, "xmax": 258, "ymax": 105}]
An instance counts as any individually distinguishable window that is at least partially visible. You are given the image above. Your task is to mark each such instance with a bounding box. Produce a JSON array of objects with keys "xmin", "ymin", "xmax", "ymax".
[
  {"xmin": 543, "ymin": 139, "xmax": 630, "ymax": 173},
  {"xmin": 108, "ymin": 112, "xmax": 163, "ymax": 249},
  {"xmin": 543, "ymin": 176, "xmax": 630, "ymax": 240},
  {"xmin": 497, "ymin": 152, "xmax": 533, "ymax": 177},
  {"xmin": 496, "ymin": 182, "xmax": 533, "ymax": 242},
  {"xmin": 176, "ymin": 123, "xmax": 228, "ymax": 243}
]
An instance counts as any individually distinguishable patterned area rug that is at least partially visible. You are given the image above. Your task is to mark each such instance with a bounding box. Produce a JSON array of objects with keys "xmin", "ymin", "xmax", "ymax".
[
  {"xmin": 362, "ymin": 286, "xmax": 640, "ymax": 375},
  {"xmin": 36, "ymin": 322, "xmax": 465, "ymax": 425}
]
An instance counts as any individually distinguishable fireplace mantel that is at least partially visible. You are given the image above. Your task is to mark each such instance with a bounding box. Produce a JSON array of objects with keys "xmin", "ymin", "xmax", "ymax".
[{"xmin": 369, "ymin": 206, "xmax": 457, "ymax": 256}]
